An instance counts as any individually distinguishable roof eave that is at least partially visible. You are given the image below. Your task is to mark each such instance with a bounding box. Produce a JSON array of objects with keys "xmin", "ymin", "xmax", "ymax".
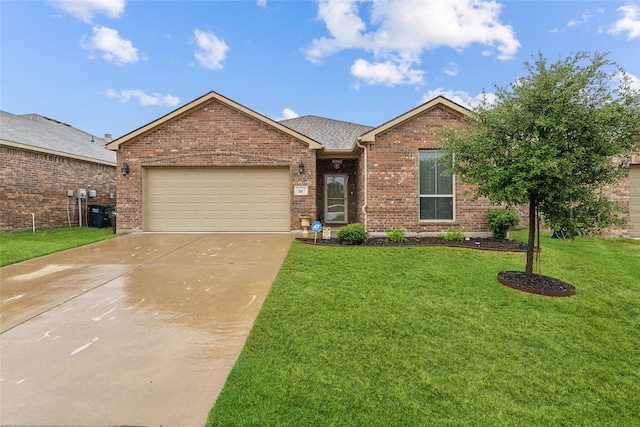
[
  {"xmin": 106, "ymin": 91, "xmax": 323, "ymax": 151},
  {"xmin": 358, "ymin": 96, "xmax": 471, "ymax": 143},
  {"xmin": 2, "ymin": 139, "xmax": 116, "ymax": 166}
]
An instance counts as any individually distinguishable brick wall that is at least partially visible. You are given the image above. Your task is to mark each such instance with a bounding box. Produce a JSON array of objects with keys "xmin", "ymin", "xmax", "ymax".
[
  {"xmin": 1, "ymin": 145, "xmax": 116, "ymax": 231},
  {"xmin": 601, "ymin": 153, "xmax": 639, "ymax": 237},
  {"xmin": 363, "ymin": 105, "xmax": 634, "ymax": 237},
  {"xmin": 364, "ymin": 105, "xmax": 501, "ymax": 235},
  {"xmin": 115, "ymin": 99, "xmax": 317, "ymax": 231}
]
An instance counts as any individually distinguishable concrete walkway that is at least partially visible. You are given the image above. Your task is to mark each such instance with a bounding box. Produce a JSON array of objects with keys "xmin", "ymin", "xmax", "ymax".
[{"xmin": 0, "ymin": 233, "xmax": 293, "ymax": 426}]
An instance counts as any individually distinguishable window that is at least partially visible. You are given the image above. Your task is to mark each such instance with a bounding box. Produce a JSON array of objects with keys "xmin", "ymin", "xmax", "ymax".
[{"xmin": 419, "ymin": 151, "xmax": 454, "ymax": 220}]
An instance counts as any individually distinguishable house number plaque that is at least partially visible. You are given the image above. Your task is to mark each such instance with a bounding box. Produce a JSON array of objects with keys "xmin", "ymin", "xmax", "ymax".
[{"xmin": 294, "ymin": 186, "xmax": 308, "ymax": 196}]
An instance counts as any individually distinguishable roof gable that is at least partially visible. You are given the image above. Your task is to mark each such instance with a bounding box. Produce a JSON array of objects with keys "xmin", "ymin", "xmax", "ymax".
[
  {"xmin": 358, "ymin": 96, "xmax": 471, "ymax": 143},
  {"xmin": 107, "ymin": 91, "xmax": 323, "ymax": 151},
  {"xmin": 0, "ymin": 110, "xmax": 116, "ymax": 165}
]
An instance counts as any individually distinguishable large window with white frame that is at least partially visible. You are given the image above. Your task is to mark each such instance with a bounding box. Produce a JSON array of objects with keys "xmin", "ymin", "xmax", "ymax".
[{"xmin": 419, "ymin": 151, "xmax": 454, "ymax": 220}]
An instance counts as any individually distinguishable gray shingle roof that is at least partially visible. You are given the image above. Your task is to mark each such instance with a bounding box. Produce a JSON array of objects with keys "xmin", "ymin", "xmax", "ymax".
[
  {"xmin": 280, "ymin": 115, "xmax": 374, "ymax": 150},
  {"xmin": 0, "ymin": 111, "xmax": 116, "ymax": 164}
]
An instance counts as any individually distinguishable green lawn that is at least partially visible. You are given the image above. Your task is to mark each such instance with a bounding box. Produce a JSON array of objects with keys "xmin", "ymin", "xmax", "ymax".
[
  {"xmin": 0, "ymin": 227, "xmax": 119, "ymax": 266},
  {"xmin": 207, "ymin": 231, "xmax": 640, "ymax": 426}
]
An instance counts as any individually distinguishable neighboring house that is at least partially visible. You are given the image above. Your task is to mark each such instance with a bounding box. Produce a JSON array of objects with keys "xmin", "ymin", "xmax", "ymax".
[
  {"xmin": 1, "ymin": 111, "xmax": 117, "ymax": 231},
  {"xmin": 106, "ymin": 91, "xmax": 640, "ymax": 237}
]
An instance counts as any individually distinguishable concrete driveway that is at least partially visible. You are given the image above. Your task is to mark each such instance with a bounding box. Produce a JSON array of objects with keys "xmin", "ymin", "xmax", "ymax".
[{"xmin": 0, "ymin": 233, "xmax": 293, "ymax": 426}]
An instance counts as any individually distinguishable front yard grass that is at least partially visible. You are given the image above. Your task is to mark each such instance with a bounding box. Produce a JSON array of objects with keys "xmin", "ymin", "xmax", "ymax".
[
  {"xmin": 208, "ymin": 231, "xmax": 640, "ymax": 426},
  {"xmin": 0, "ymin": 227, "xmax": 118, "ymax": 267}
]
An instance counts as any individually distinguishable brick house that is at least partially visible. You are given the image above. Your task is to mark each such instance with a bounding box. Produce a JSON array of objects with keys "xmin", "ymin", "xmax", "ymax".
[
  {"xmin": 1, "ymin": 111, "xmax": 116, "ymax": 231},
  {"xmin": 106, "ymin": 91, "xmax": 640, "ymax": 237}
]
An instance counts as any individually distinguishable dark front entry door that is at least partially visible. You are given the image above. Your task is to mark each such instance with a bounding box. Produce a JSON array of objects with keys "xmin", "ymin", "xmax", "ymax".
[{"xmin": 325, "ymin": 174, "xmax": 348, "ymax": 224}]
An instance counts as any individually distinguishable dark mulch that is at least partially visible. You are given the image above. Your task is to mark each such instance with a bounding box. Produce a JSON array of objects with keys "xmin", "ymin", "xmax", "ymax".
[
  {"xmin": 498, "ymin": 271, "xmax": 576, "ymax": 297},
  {"xmin": 296, "ymin": 236, "xmax": 528, "ymax": 252}
]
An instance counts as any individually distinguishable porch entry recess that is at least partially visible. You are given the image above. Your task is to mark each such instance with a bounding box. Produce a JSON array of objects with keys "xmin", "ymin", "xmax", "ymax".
[{"xmin": 325, "ymin": 174, "xmax": 348, "ymax": 224}]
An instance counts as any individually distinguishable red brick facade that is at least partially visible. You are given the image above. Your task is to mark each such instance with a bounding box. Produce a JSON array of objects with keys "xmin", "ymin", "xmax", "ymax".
[
  {"xmin": 111, "ymin": 92, "xmax": 635, "ymax": 237},
  {"xmin": 0, "ymin": 145, "xmax": 116, "ymax": 231},
  {"xmin": 363, "ymin": 105, "xmax": 499, "ymax": 235},
  {"xmin": 115, "ymin": 98, "xmax": 317, "ymax": 231}
]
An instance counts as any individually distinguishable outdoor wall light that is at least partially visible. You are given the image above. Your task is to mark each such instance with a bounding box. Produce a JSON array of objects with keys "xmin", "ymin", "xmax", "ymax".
[
  {"xmin": 121, "ymin": 162, "xmax": 130, "ymax": 176},
  {"xmin": 619, "ymin": 158, "xmax": 631, "ymax": 177},
  {"xmin": 299, "ymin": 162, "xmax": 305, "ymax": 175}
]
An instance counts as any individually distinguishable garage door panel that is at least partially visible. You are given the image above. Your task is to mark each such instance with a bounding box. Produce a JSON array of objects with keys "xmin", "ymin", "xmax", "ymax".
[{"xmin": 143, "ymin": 167, "xmax": 290, "ymax": 232}]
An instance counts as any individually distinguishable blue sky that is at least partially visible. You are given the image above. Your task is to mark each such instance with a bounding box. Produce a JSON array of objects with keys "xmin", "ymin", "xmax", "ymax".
[{"xmin": 1, "ymin": 0, "xmax": 639, "ymax": 139}]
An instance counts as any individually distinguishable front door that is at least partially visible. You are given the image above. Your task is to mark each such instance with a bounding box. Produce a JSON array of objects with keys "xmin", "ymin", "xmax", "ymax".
[{"xmin": 325, "ymin": 174, "xmax": 348, "ymax": 224}]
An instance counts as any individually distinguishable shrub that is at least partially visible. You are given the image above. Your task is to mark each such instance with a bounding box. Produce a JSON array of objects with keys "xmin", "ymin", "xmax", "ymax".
[
  {"xmin": 487, "ymin": 208, "xmax": 521, "ymax": 239},
  {"xmin": 439, "ymin": 226, "xmax": 465, "ymax": 241},
  {"xmin": 386, "ymin": 229, "xmax": 409, "ymax": 243},
  {"xmin": 336, "ymin": 223, "xmax": 368, "ymax": 245}
]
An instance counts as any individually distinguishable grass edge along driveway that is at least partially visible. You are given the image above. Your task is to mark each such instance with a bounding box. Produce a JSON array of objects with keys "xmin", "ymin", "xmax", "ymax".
[
  {"xmin": 208, "ymin": 231, "xmax": 640, "ymax": 426},
  {"xmin": 0, "ymin": 227, "xmax": 118, "ymax": 267}
]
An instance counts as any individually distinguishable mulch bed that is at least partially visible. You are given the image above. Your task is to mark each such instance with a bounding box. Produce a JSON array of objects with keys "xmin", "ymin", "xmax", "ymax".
[
  {"xmin": 296, "ymin": 236, "xmax": 528, "ymax": 251},
  {"xmin": 498, "ymin": 271, "xmax": 576, "ymax": 297}
]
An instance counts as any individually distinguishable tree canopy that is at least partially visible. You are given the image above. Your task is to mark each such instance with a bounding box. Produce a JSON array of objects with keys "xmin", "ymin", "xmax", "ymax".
[{"xmin": 441, "ymin": 51, "xmax": 640, "ymax": 276}]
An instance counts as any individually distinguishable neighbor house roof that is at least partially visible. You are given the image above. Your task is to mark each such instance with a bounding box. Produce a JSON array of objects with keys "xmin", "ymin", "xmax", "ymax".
[
  {"xmin": 279, "ymin": 116, "xmax": 374, "ymax": 152},
  {"xmin": 0, "ymin": 110, "xmax": 116, "ymax": 165},
  {"xmin": 358, "ymin": 96, "xmax": 471, "ymax": 144},
  {"xmin": 106, "ymin": 91, "xmax": 323, "ymax": 151}
]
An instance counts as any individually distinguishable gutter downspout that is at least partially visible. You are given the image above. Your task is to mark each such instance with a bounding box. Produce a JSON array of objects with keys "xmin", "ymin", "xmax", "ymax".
[{"xmin": 356, "ymin": 137, "xmax": 368, "ymax": 231}]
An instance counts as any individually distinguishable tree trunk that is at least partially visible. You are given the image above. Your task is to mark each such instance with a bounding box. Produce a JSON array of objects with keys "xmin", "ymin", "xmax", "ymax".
[{"xmin": 525, "ymin": 195, "xmax": 536, "ymax": 276}]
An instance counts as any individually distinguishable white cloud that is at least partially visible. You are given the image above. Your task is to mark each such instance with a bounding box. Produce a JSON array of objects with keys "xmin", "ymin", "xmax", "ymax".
[
  {"xmin": 421, "ymin": 88, "xmax": 496, "ymax": 109},
  {"xmin": 609, "ymin": 3, "xmax": 640, "ymax": 39},
  {"xmin": 47, "ymin": 0, "xmax": 126, "ymax": 24},
  {"xmin": 305, "ymin": 0, "xmax": 370, "ymax": 64},
  {"xmin": 305, "ymin": 0, "xmax": 520, "ymax": 87},
  {"xmin": 276, "ymin": 108, "xmax": 300, "ymax": 121},
  {"xmin": 257, "ymin": 0, "xmax": 267, "ymax": 7},
  {"xmin": 615, "ymin": 71, "xmax": 640, "ymax": 92},
  {"xmin": 82, "ymin": 26, "xmax": 138, "ymax": 65},
  {"xmin": 629, "ymin": 73, "xmax": 640, "ymax": 91},
  {"xmin": 194, "ymin": 29, "xmax": 230, "ymax": 70},
  {"xmin": 106, "ymin": 89, "xmax": 180, "ymax": 107},
  {"xmin": 351, "ymin": 59, "xmax": 424, "ymax": 86},
  {"xmin": 567, "ymin": 11, "xmax": 592, "ymax": 28},
  {"xmin": 443, "ymin": 62, "xmax": 458, "ymax": 77}
]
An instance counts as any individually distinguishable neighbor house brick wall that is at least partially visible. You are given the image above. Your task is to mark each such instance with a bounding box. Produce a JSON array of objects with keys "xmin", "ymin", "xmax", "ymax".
[
  {"xmin": 115, "ymin": 99, "xmax": 317, "ymax": 231},
  {"xmin": 365, "ymin": 105, "xmax": 501, "ymax": 235},
  {"xmin": 0, "ymin": 145, "xmax": 116, "ymax": 231},
  {"xmin": 601, "ymin": 153, "xmax": 639, "ymax": 237}
]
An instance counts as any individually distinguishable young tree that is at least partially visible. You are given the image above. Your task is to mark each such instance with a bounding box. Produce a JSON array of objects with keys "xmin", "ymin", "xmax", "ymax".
[{"xmin": 441, "ymin": 52, "xmax": 640, "ymax": 278}]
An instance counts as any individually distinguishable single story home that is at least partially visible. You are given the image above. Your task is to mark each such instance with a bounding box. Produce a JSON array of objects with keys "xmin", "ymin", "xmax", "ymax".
[
  {"xmin": 0, "ymin": 111, "xmax": 116, "ymax": 231},
  {"xmin": 106, "ymin": 91, "xmax": 639, "ymax": 237}
]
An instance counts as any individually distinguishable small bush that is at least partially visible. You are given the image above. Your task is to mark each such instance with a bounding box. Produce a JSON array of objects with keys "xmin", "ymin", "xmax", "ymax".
[
  {"xmin": 337, "ymin": 223, "xmax": 368, "ymax": 245},
  {"xmin": 487, "ymin": 208, "xmax": 521, "ymax": 239},
  {"xmin": 439, "ymin": 226, "xmax": 465, "ymax": 241},
  {"xmin": 386, "ymin": 229, "xmax": 409, "ymax": 243}
]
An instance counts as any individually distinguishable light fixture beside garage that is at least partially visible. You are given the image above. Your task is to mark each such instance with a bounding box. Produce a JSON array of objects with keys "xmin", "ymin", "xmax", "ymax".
[
  {"xmin": 298, "ymin": 161, "xmax": 305, "ymax": 175},
  {"xmin": 121, "ymin": 162, "xmax": 130, "ymax": 176}
]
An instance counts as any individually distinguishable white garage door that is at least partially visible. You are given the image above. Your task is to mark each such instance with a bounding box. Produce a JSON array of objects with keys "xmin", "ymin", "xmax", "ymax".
[
  {"xmin": 143, "ymin": 167, "xmax": 290, "ymax": 232},
  {"xmin": 630, "ymin": 165, "xmax": 640, "ymax": 238}
]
